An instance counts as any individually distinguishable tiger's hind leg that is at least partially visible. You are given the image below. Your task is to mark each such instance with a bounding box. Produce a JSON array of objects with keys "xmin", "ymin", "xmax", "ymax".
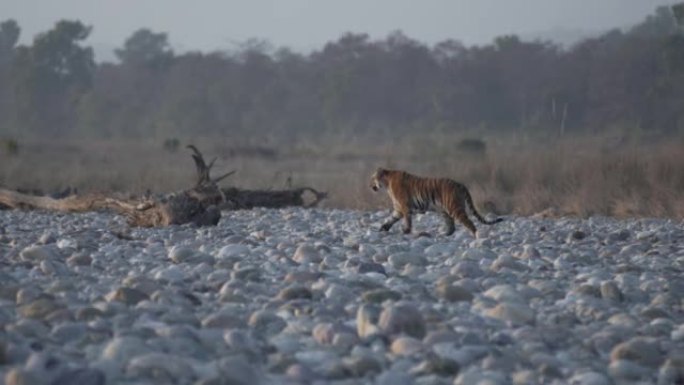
[
  {"xmin": 440, "ymin": 211, "xmax": 456, "ymax": 236},
  {"xmin": 450, "ymin": 208, "xmax": 477, "ymax": 235}
]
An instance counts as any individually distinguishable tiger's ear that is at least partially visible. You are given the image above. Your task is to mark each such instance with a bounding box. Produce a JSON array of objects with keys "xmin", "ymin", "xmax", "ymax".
[{"xmin": 375, "ymin": 167, "xmax": 387, "ymax": 176}]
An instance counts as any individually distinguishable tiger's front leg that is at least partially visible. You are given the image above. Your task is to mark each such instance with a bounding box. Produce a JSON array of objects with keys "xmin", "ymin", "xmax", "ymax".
[
  {"xmin": 380, "ymin": 210, "xmax": 402, "ymax": 231},
  {"xmin": 402, "ymin": 212, "xmax": 412, "ymax": 234}
]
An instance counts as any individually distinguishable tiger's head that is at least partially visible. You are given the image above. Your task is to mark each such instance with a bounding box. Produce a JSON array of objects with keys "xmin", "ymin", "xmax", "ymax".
[{"xmin": 370, "ymin": 168, "xmax": 389, "ymax": 192}]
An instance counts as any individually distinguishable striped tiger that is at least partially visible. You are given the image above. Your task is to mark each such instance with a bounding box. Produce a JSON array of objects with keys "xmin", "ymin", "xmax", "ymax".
[{"xmin": 370, "ymin": 168, "xmax": 502, "ymax": 235}]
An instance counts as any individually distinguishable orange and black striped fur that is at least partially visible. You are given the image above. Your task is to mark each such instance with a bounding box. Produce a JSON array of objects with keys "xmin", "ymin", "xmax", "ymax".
[{"xmin": 370, "ymin": 168, "xmax": 502, "ymax": 235}]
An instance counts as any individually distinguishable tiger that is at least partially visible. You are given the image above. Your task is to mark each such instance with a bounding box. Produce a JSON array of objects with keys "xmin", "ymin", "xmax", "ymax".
[{"xmin": 370, "ymin": 167, "xmax": 502, "ymax": 236}]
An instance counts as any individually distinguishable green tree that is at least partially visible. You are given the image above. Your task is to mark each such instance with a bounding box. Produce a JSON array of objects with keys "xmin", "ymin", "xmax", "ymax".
[
  {"xmin": 673, "ymin": 3, "xmax": 684, "ymax": 27},
  {"xmin": 0, "ymin": 19, "xmax": 19, "ymax": 55},
  {"xmin": 115, "ymin": 29, "xmax": 173, "ymax": 68},
  {"xmin": 12, "ymin": 20, "xmax": 94, "ymax": 135},
  {"xmin": 0, "ymin": 20, "xmax": 20, "ymax": 133},
  {"xmin": 630, "ymin": 6, "xmax": 678, "ymax": 37}
]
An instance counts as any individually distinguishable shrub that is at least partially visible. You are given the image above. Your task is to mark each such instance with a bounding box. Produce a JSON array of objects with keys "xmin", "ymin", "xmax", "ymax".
[
  {"xmin": 456, "ymin": 138, "xmax": 486, "ymax": 156},
  {"xmin": 2, "ymin": 138, "xmax": 18, "ymax": 156},
  {"xmin": 163, "ymin": 138, "xmax": 180, "ymax": 152}
]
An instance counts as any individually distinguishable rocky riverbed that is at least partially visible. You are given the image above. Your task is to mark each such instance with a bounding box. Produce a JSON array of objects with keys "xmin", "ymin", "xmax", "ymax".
[{"xmin": 1, "ymin": 208, "xmax": 684, "ymax": 385}]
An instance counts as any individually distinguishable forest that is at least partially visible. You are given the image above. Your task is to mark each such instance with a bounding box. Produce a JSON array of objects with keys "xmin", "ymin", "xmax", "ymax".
[
  {"xmin": 1, "ymin": 5, "xmax": 684, "ymax": 218},
  {"xmin": 1, "ymin": 5, "xmax": 684, "ymax": 142}
]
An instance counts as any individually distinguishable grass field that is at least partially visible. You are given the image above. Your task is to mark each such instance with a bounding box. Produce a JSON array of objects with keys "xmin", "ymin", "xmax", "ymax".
[{"xmin": 1, "ymin": 133, "xmax": 683, "ymax": 218}]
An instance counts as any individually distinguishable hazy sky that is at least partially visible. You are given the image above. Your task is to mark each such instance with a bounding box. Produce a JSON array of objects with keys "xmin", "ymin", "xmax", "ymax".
[{"xmin": 0, "ymin": 0, "xmax": 679, "ymax": 60}]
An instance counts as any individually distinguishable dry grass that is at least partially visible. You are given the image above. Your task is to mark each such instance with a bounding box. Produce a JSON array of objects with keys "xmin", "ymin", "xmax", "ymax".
[{"xmin": 1, "ymin": 134, "xmax": 683, "ymax": 219}]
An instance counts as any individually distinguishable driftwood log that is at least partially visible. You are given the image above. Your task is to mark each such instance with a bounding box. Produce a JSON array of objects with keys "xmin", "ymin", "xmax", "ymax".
[
  {"xmin": 223, "ymin": 187, "xmax": 327, "ymax": 209},
  {"xmin": 0, "ymin": 145, "xmax": 327, "ymax": 227}
]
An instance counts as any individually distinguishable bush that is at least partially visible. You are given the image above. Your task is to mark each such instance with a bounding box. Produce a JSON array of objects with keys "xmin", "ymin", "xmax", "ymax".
[
  {"xmin": 163, "ymin": 138, "xmax": 180, "ymax": 152},
  {"xmin": 2, "ymin": 138, "xmax": 19, "ymax": 156},
  {"xmin": 456, "ymin": 138, "xmax": 487, "ymax": 156}
]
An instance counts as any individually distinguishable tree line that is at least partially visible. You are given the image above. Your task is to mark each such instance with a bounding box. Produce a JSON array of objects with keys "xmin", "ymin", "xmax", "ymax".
[{"xmin": 1, "ymin": 5, "xmax": 684, "ymax": 142}]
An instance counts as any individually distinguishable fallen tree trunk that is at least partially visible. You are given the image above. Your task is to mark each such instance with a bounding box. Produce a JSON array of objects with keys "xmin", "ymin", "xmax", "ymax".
[
  {"xmin": 0, "ymin": 189, "xmax": 111, "ymax": 212},
  {"xmin": 0, "ymin": 189, "xmax": 222, "ymax": 227},
  {"xmin": 222, "ymin": 187, "xmax": 327, "ymax": 210},
  {"xmin": 0, "ymin": 145, "xmax": 327, "ymax": 227}
]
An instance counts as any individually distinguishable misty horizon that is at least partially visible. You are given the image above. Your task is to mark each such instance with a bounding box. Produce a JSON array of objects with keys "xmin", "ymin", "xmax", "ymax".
[{"xmin": 1, "ymin": 0, "xmax": 679, "ymax": 62}]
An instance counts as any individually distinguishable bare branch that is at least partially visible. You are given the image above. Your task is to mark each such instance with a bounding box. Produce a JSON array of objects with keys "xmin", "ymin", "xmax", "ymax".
[{"xmin": 212, "ymin": 170, "xmax": 236, "ymax": 184}]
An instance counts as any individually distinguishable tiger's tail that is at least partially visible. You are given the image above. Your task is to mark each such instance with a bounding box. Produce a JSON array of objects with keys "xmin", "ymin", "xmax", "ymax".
[{"xmin": 464, "ymin": 188, "xmax": 503, "ymax": 225}]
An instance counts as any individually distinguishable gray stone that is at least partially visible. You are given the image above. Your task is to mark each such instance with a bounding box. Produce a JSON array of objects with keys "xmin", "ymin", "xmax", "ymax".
[
  {"xmin": 491, "ymin": 255, "xmax": 527, "ymax": 272},
  {"xmin": 658, "ymin": 356, "xmax": 684, "ymax": 385},
  {"xmin": 66, "ymin": 253, "xmax": 92, "ymax": 267},
  {"xmin": 293, "ymin": 244, "xmax": 322, "ymax": 264},
  {"xmin": 436, "ymin": 284, "xmax": 473, "ymax": 302},
  {"xmin": 105, "ymin": 287, "xmax": 149, "ymax": 305},
  {"xmin": 4, "ymin": 368, "xmax": 45, "ymax": 385},
  {"xmin": 52, "ymin": 368, "xmax": 105, "ymax": 385},
  {"xmin": 40, "ymin": 259, "xmax": 68, "ymax": 276},
  {"xmin": 122, "ymin": 275, "xmax": 161, "ymax": 296},
  {"xmin": 462, "ymin": 248, "xmax": 498, "ymax": 260},
  {"xmin": 388, "ymin": 253, "xmax": 428, "ymax": 269},
  {"xmin": 454, "ymin": 369, "xmax": 507, "ymax": 385},
  {"xmin": 277, "ymin": 285, "xmax": 313, "ymax": 301},
  {"xmin": 101, "ymin": 336, "xmax": 152, "ymax": 361},
  {"xmin": 231, "ymin": 267, "xmax": 261, "ymax": 281},
  {"xmin": 285, "ymin": 363, "xmax": 319, "ymax": 383},
  {"xmin": 357, "ymin": 262, "xmax": 386, "ymax": 275},
  {"xmin": 485, "ymin": 302, "xmax": 535, "ymax": 325},
  {"xmin": 375, "ymin": 370, "xmax": 413, "ymax": 385},
  {"xmin": 362, "ymin": 289, "xmax": 402, "ymax": 303},
  {"xmin": 610, "ymin": 337, "xmax": 663, "ymax": 368},
  {"xmin": 168, "ymin": 246, "xmax": 196, "ymax": 263},
  {"xmin": 20, "ymin": 245, "xmax": 57, "ymax": 262},
  {"xmin": 410, "ymin": 355, "xmax": 460, "ymax": 377},
  {"xmin": 313, "ymin": 322, "xmax": 337, "ymax": 345},
  {"xmin": 8, "ymin": 319, "xmax": 49, "ymax": 339},
  {"xmin": 356, "ymin": 304, "xmax": 382, "ymax": 339},
  {"xmin": 75, "ymin": 307, "xmax": 104, "ymax": 321},
  {"xmin": 23, "ymin": 352, "xmax": 67, "ymax": 382},
  {"xmin": 423, "ymin": 330, "xmax": 460, "ymax": 346},
  {"xmin": 378, "ymin": 303, "xmax": 426, "ymax": 339},
  {"xmin": 217, "ymin": 244, "xmax": 250, "ymax": 259},
  {"xmin": 600, "ymin": 281, "xmax": 623, "ymax": 302},
  {"xmin": 18, "ymin": 298, "xmax": 63, "ymax": 319},
  {"xmin": 248, "ymin": 310, "xmax": 286, "ymax": 336},
  {"xmin": 451, "ymin": 260, "xmax": 484, "ymax": 278},
  {"xmin": 284, "ymin": 270, "xmax": 322, "ymax": 283},
  {"xmin": 202, "ymin": 310, "xmax": 246, "ymax": 329},
  {"xmin": 608, "ymin": 359, "xmax": 651, "ymax": 381},
  {"xmin": 568, "ymin": 371, "xmax": 611, "ymax": 385},
  {"xmin": 343, "ymin": 354, "xmax": 382, "ymax": 377},
  {"xmin": 154, "ymin": 265, "xmax": 186, "ymax": 283},
  {"xmin": 390, "ymin": 336, "xmax": 423, "ymax": 356},
  {"xmin": 49, "ymin": 322, "xmax": 88, "ymax": 344},
  {"xmin": 483, "ymin": 285, "xmax": 525, "ymax": 303},
  {"xmin": 332, "ymin": 332, "xmax": 359, "ymax": 351},
  {"xmin": 512, "ymin": 370, "xmax": 538, "ymax": 385},
  {"xmin": 126, "ymin": 353, "xmax": 195, "ymax": 383}
]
